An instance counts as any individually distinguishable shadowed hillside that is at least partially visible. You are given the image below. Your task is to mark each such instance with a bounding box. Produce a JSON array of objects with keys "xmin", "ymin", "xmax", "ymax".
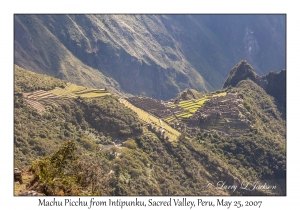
[{"xmin": 14, "ymin": 14, "xmax": 286, "ymax": 100}]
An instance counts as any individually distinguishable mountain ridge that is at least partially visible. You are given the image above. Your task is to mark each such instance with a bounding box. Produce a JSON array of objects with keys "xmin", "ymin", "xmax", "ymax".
[
  {"xmin": 14, "ymin": 14, "xmax": 286, "ymax": 100},
  {"xmin": 223, "ymin": 60, "xmax": 286, "ymax": 117}
]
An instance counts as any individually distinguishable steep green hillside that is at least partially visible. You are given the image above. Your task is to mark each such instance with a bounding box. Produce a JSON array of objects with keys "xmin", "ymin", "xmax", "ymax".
[
  {"xmin": 14, "ymin": 15, "xmax": 286, "ymax": 100},
  {"xmin": 14, "ymin": 16, "xmax": 122, "ymax": 95},
  {"xmin": 224, "ymin": 60, "xmax": 286, "ymax": 118},
  {"xmin": 226, "ymin": 80, "xmax": 285, "ymax": 177},
  {"xmin": 14, "ymin": 65, "xmax": 142, "ymax": 168},
  {"xmin": 14, "ymin": 65, "xmax": 285, "ymax": 196},
  {"xmin": 14, "ymin": 64, "xmax": 67, "ymax": 94}
]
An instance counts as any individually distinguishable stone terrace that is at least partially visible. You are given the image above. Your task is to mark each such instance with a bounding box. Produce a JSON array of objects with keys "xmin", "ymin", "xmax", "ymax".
[
  {"xmin": 186, "ymin": 93, "xmax": 250, "ymax": 136},
  {"xmin": 126, "ymin": 96, "xmax": 183, "ymax": 118}
]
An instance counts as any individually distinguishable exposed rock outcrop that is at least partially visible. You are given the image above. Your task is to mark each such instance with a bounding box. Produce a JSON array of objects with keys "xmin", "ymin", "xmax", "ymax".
[{"xmin": 14, "ymin": 168, "xmax": 22, "ymax": 184}]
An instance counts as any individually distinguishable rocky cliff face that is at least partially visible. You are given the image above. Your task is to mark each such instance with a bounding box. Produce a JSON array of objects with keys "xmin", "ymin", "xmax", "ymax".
[{"xmin": 260, "ymin": 69, "xmax": 286, "ymax": 115}]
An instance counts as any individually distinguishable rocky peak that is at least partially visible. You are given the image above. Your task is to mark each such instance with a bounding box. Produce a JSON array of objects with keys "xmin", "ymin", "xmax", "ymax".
[
  {"xmin": 223, "ymin": 60, "xmax": 258, "ymax": 88},
  {"xmin": 223, "ymin": 60, "xmax": 286, "ymax": 118}
]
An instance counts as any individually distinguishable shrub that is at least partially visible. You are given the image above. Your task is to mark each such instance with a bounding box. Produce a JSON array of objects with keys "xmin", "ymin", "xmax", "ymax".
[{"xmin": 123, "ymin": 139, "xmax": 137, "ymax": 149}]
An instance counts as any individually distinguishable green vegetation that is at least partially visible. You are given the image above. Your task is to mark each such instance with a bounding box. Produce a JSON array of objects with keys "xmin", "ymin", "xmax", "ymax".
[
  {"xmin": 211, "ymin": 92, "xmax": 227, "ymax": 97},
  {"xmin": 195, "ymin": 131, "xmax": 285, "ymax": 180},
  {"xmin": 14, "ymin": 68, "xmax": 142, "ymax": 168},
  {"xmin": 14, "ymin": 65, "xmax": 67, "ymax": 94},
  {"xmin": 175, "ymin": 92, "xmax": 225, "ymax": 119},
  {"xmin": 28, "ymin": 134, "xmax": 242, "ymax": 196},
  {"xmin": 15, "ymin": 64, "xmax": 111, "ymax": 103},
  {"xmin": 209, "ymin": 79, "xmax": 286, "ymax": 180},
  {"xmin": 121, "ymin": 99, "xmax": 181, "ymax": 141},
  {"xmin": 164, "ymin": 116, "xmax": 175, "ymax": 123},
  {"xmin": 233, "ymin": 79, "xmax": 285, "ymax": 144},
  {"xmin": 14, "ymin": 66, "xmax": 285, "ymax": 196},
  {"xmin": 30, "ymin": 141, "xmax": 114, "ymax": 195},
  {"xmin": 14, "ymin": 93, "xmax": 142, "ymax": 168},
  {"xmin": 175, "ymin": 112, "xmax": 193, "ymax": 119},
  {"xmin": 49, "ymin": 84, "xmax": 110, "ymax": 98}
]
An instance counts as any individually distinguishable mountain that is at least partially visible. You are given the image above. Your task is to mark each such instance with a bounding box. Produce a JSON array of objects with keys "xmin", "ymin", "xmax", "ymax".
[
  {"xmin": 14, "ymin": 64, "xmax": 286, "ymax": 196},
  {"xmin": 260, "ymin": 69, "xmax": 286, "ymax": 115},
  {"xmin": 14, "ymin": 14, "xmax": 286, "ymax": 100},
  {"xmin": 223, "ymin": 60, "xmax": 258, "ymax": 88},
  {"xmin": 223, "ymin": 60, "xmax": 286, "ymax": 117}
]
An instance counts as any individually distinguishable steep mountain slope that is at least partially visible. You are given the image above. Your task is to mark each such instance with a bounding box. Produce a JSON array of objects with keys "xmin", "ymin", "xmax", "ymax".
[
  {"xmin": 14, "ymin": 65, "xmax": 142, "ymax": 167},
  {"xmin": 260, "ymin": 69, "xmax": 286, "ymax": 115},
  {"xmin": 223, "ymin": 60, "xmax": 286, "ymax": 117},
  {"xmin": 14, "ymin": 15, "xmax": 122, "ymax": 95},
  {"xmin": 223, "ymin": 60, "xmax": 258, "ymax": 88},
  {"xmin": 14, "ymin": 14, "xmax": 286, "ymax": 100},
  {"xmin": 14, "ymin": 65, "xmax": 285, "ymax": 196}
]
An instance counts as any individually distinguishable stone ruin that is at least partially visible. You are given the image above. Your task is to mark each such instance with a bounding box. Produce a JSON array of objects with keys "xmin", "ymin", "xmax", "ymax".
[
  {"xmin": 127, "ymin": 96, "xmax": 183, "ymax": 118},
  {"xmin": 185, "ymin": 93, "xmax": 250, "ymax": 136},
  {"xmin": 127, "ymin": 93, "xmax": 250, "ymax": 137}
]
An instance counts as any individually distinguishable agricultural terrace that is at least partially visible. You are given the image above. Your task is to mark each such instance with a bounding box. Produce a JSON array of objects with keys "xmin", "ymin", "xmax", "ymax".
[
  {"xmin": 187, "ymin": 93, "xmax": 250, "ymax": 136},
  {"xmin": 23, "ymin": 99, "xmax": 45, "ymax": 115},
  {"xmin": 126, "ymin": 96, "xmax": 178, "ymax": 119},
  {"xmin": 22, "ymin": 83, "xmax": 110, "ymax": 114},
  {"xmin": 164, "ymin": 116, "xmax": 176, "ymax": 123},
  {"xmin": 175, "ymin": 92, "xmax": 227, "ymax": 119},
  {"xmin": 120, "ymin": 99, "xmax": 181, "ymax": 142},
  {"xmin": 49, "ymin": 83, "xmax": 110, "ymax": 98},
  {"xmin": 176, "ymin": 97, "xmax": 210, "ymax": 119}
]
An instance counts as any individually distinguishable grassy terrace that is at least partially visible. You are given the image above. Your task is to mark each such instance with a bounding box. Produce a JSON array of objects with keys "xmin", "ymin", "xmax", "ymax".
[
  {"xmin": 23, "ymin": 83, "xmax": 111, "ymax": 115},
  {"xmin": 164, "ymin": 116, "xmax": 175, "ymax": 123},
  {"xmin": 178, "ymin": 92, "xmax": 226, "ymax": 112},
  {"xmin": 176, "ymin": 112, "xmax": 193, "ymax": 119},
  {"xmin": 178, "ymin": 97, "xmax": 210, "ymax": 115},
  {"xmin": 163, "ymin": 92, "xmax": 227, "ymax": 121},
  {"xmin": 211, "ymin": 92, "xmax": 227, "ymax": 97},
  {"xmin": 121, "ymin": 92, "xmax": 227, "ymax": 138},
  {"xmin": 121, "ymin": 99, "xmax": 181, "ymax": 142},
  {"xmin": 48, "ymin": 84, "xmax": 110, "ymax": 98}
]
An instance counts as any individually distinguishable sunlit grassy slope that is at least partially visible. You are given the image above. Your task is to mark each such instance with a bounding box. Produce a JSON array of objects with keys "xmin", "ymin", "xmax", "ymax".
[{"xmin": 121, "ymin": 99, "xmax": 181, "ymax": 142}]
